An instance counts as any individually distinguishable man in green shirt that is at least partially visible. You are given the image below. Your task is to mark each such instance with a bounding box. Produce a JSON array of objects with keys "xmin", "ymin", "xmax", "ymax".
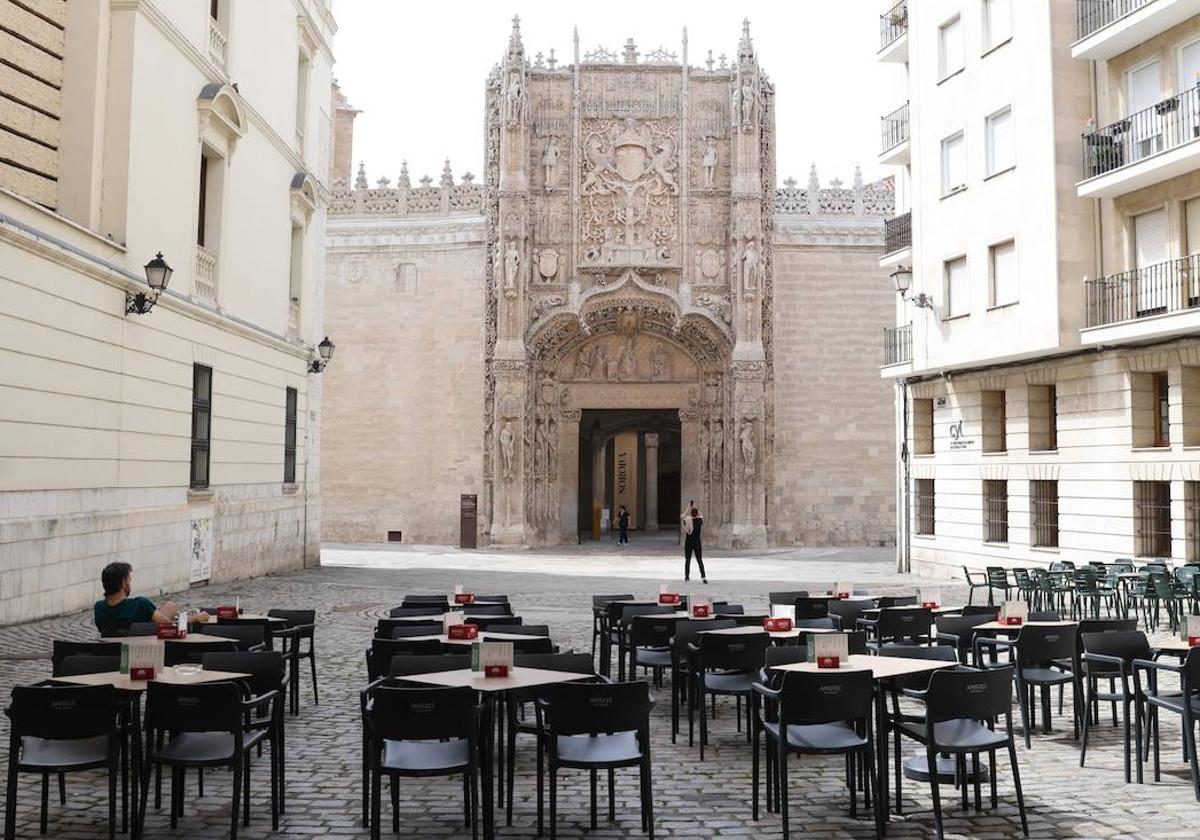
[{"xmin": 93, "ymin": 561, "xmax": 179, "ymax": 636}]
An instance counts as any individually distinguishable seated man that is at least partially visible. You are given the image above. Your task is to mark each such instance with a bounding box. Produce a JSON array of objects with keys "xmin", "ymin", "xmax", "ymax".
[{"xmin": 93, "ymin": 561, "xmax": 206, "ymax": 636}]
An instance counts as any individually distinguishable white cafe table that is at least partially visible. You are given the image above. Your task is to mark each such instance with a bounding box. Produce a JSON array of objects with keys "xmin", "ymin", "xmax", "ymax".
[
  {"xmin": 402, "ymin": 666, "xmax": 591, "ymax": 840},
  {"xmin": 701, "ymin": 625, "xmax": 837, "ymax": 641},
  {"xmin": 1151, "ymin": 637, "xmax": 1200, "ymax": 654},
  {"xmin": 99, "ymin": 633, "xmax": 242, "ymax": 645},
  {"xmin": 403, "ymin": 632, "xmax": 545, "ymax": 647}
]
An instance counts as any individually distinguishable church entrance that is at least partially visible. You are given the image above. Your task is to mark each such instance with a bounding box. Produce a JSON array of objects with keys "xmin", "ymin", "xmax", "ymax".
[{"xmin": 577, "ymin": 409, "xmax": 682, "ymax": 538}]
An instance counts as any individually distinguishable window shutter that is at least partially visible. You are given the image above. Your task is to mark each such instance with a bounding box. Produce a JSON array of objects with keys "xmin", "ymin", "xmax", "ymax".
[
  {"xmin": 991, "ymin": 241, "xmax": 1017, "ymax": 305},
  {"xmin": 1134, "ymin": 208, "xmax": 1167, "ymax": 268}
]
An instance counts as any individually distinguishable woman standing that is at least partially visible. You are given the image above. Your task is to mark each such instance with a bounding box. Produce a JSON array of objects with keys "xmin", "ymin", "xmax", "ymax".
[
  {"xmin": 617, "ymin": 504, "xmax": 630, "ymax": 547},
  {"xmin": 682, "ymin": 504, "xmax": 707, "ymax": 583}
]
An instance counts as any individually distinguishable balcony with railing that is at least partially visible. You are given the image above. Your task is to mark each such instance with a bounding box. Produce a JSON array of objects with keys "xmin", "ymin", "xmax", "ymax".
[
  {"xmin": 880, "ymin": 102, "xmax": 910, "ymax": 164},
  {"xmin": 194, "ymin": 245, "xmax": 217, "ymax": 303},
  {"xmin": 883, "ymin": 323, "xmax": 913, "ymax": 367},
  {"xmin": 882, "ymin": 211, "xmax": 912, "ymax": 263},
  {"xmin": 1074, "ymin": 0, "xmax": 1200, "ymax": 60},
  {"xmin": 208, "ymin": 18, "xmax": 228, "ymax": 72},
  {"xmin": 879, "ymin": 1, "xmax": 909, "ymax": 61},
  {"xmin": 1080, "ymin": 84, "xmax": 1200, "ymax": 198},
  {"xmin": 1084, "ymin": 255, "xmax": 1200, "ymax": 334}
]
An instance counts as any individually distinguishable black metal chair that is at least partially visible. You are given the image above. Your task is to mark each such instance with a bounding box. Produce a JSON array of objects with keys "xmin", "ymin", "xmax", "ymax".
[
  {"xmin": 536, "ymin": 680, "xmax": 653, "ymax": 840},
  {"xmin": 388, "ymin": 606, "xmax": 445, "ymax": 617},
  {"xmin": 615, "ymin": 604, "xmax": 673, "ymax": 682},
  {"xmin": 1133, "ymin": 646, "xmax": 1200, "ymax": 801},
  {"xmin": 366, "ymin": 685, "xmax": 479, "ymax": 840},
  {"xmin": 376, "ymin": 618, "xmax": 440, "ymax": 638},
  {"xmin": 136, "ymin": 680, "xmax": 278, "ymax": 840},
  {"xmin": 962, "ymin": 567, "xmax": 990, "ymax": 606},
  {"xmin": 905, "ymin": 666, "xmax": 1028, "ymax": 839},
  {"xmin": 1078, "ymin": 630, "xmax": 1151, "ymax": 784},
  {"xmin": 628, "ymin": 614, "xmax": 674, "ymax": 685},
  {"xmin": 4, "ymin": 684, "xmax": 122, "ymax": 840},
  {"xmin": 936, "ymin": 613, "xmax": 997, "ymax": 665},
  {"xmin": 828, "ymin": 599, "xmax": 872, "ymax": 633},
  {"xmin": 669, "ymin": 619, "xmax": 736, "ymax": 743},
  {"xmin": 986, "ymin": 567, "xmax": 1013, "ymax": 606},
  {"xmin": 867, "ymin": 607, "xmax": 934, "ymax": 652},
  {"xmin": 752, "ymin": 669, "xmax": 880, "ymax": 838},
  {"xmin": 366, "ymin": 638, "xmax": 444, "ymax": 681},
  {"xmin": 50, "ymin": 641, "xmax": 121, "ymax": 675},
  {"xmin": 591, "ymin": 594, "xmax": 634, "ymax": 662},
  {"xmin": 466, "ymin": 616, "xmax": 525, "ymax": 631},
  {"xmin": 792, "ymin": 597, "xmax": 831, "ymax": 620},
  {"xmin": 689, "ymin": 631, "xmax": 769, "ymax": 759},
  {"xmin": 267, "ymin": 608, "xmax": 318, "ymax": 715},
  {"xmin": 976, "ymin": 624, "xmax": 1082, "ymax": 748},
  {"xmin": 197, "ymin": 624, "xmax": 267, "ymax": 651},
  {"xmin": 769, "ymin": 590, "xmax": 809, "ymax": 606}
]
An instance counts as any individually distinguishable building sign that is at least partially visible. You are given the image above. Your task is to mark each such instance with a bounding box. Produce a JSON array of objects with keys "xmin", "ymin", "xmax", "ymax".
[
  {"xmin": 613, "ymin": 431, "xmax": 639, "ymax": 529},
  {"xmin": 948, "ymin": 419, "xmax": 975, "ymax": 451}
]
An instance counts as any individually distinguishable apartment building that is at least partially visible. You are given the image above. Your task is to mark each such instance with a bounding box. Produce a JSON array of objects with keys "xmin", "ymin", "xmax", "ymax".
[
  {"xmin": 0, "ymin": 0, "xmax": 335, "ymax": 623},
  {"xmin": 877, "ymin": 0, "xmax": 1200, "ymax": 578}
]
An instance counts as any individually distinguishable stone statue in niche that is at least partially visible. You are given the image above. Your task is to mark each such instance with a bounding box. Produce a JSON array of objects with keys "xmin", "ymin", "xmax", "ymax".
[
  {"xmin": 534, "ymin": 249, "xmax": 559, "ymax": 283},
  {"xmin": 740, "ymin": 238, "xmax": 759, "ymax": 292},
  {"xmin": 541, "ymin": 136, "xmax": 561, "ymax": 192},
  {"xmin": 701, "ymin": 136, "xmax": 718, "ymax": 187},
  {"xmin": 732, "ymin": 75, "xmax": 757, "ymax": 131},
  {"xmin": 573, "ymin": 345, "xmax": 596, "ymax": 380},
  {"xmin": 503, "ymin": 70, "xmax": 526, "ymax": 127},
  {"xmin": 594, "ymin": 344, "xmax": 611, "ymax": 380},
  {"xmin": 504, "ymin": 240, "xmax": 521, "ymax": 290},
  {"xmin": 740, "ymin": 417, "xmax": 757, "ymax": 479},
  {"xmin": 711, "ymin": 419, "xmax": 724, "ymax": 476},
  {"xmin": 699, "ymin": 421, "xmax": 710, "ymax": 474},
  {"xmin": 649, "ymin": 345, "xmax": 670, "ymax": 381},
  {"xmin": 617, "ymin": 335, "xmax": 638, "ymax": 380},
  {"xmin": 499, "ymin": 419, "xmax": 516, "ymax": 482}
]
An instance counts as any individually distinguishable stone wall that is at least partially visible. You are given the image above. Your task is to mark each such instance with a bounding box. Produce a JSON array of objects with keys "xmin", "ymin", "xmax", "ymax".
[{"xmin": 0, "ymin": 0, "xmax": 64, "ymax": 207}]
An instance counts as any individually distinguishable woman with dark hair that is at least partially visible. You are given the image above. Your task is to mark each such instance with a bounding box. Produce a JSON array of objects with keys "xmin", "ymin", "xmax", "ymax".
[
  {"xmin": 617, "ymin": 504, "xmax": 630, "ymax": 546},
  {"xmin": 682, "ymin": 505, "xmax": 706, "ymax": 583}
]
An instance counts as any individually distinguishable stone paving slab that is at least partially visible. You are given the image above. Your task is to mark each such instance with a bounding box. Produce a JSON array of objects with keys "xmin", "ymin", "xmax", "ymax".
[{"xmin": 0, "ymin": 546, "xmax": 1195, "ymax": 839}]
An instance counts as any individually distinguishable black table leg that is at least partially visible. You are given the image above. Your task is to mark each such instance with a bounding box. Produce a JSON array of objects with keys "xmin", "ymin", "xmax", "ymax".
[
  {"xmin": 875, "ymin": 684, "xmax": 890, "ymax": 834},
  {"xmin": 481, "ymin": 695, "xmax": 495, "ymax": 840}
]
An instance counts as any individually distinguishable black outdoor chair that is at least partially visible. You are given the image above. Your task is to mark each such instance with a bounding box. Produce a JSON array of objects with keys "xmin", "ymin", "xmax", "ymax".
[
  {"xmin": 375, "ymin": 618, "xmax": 439, "ymax": 639},
  {"xmin": 828, "ymin": 599, "xmax": 872, "ymax": 634},
  {"xmin": 367, "ymin": 685, "xmax": 479, "ymax": 840},
  {"xmin": 197, "ymin": 624, "xmax": 267, "ymax": 651},
  {"xmin": 474, "ymin": 594, "xmax": 509, "ymax": 603},
  {"xmin": 670, "ymin": 619, "xmax": 736, "ymax": 743},
  {"xmin": 458, "ymin": 604, "xmax": 512, "ymax": 617},
  {"xmin": 465, "ymin": 615, "xmax": 524, "ymax": 631},
  {"xmin": 1078, "ymin": 630, "xmax": 1151, "ymax": 784},
  {"xmin": 591, "ymin": 594, "xmax": 634, "ymax": 661},
  {"xmin": 536, "ymin": 680, "xmax": 653, "ymax": 840},
  {"xmin": 389, "ymin": 606, "xmax": 445, "ymax": 617},
  {"xmin": 986, "ymin": 567, "xmax": 1014, "ymax": 606},
  {"xmin": 136, "ymin": 680, "xmax": 278, "ymax": 840},
  {"xmin": 367, "ymin": 638, "xmax": 444, "ymax": 681},
  {"xmin": 508, "ymin": 637, "xmax": 554, "ymax": 654},
  {"xmin": 267, "ymin": 608, "xmax": 318, "ymax": 715},
  {"xmin": 794, "ymin": 617, "xmax": 837, "ymax": 630},
  {"xmin": 491, "ymin": 623, "xmax": 550, "ymax": 636},
  {"xmin": 51, "ymin": 641, "xmax": 121, "ymax": 675},
  {"xmin": 689, "ymin": 631, "xmax": 769, "ymax": 759},
  {"xmin": 976, "ymin": 624, "xmax": 1082, "ymax": 748},
  {"xmin": 628, "ymin": 614, "xmax": 674, "ymax": 685},
  {"xmin": 390, "ymin": 626, "xmax": 442, "ymax": 639},
  {"xmin": 876, "ymin": 596, "xmax": 919, "ymax": 609},
  {"xmin": 400, "ymin": 595, "xmax": 450, "ymax": 607},
  {"xmin": 56, "ymin": 655, "xmax": 121, "ymax": 676},
  {"xmin": 867, "ymin": 607, "xmax": 934, "ymax": 652},
  {"xmin": 962, "ymin": 566, "xmax": 990, "ymax": 606},
  {"xmin": 961, "ymin": 605, "xmax": 1002, "ymax": 617},
  {"xmin": 905, "ymin": 666, "xmax": 1028, "ymax": 839},
  {"xmin": 769, "ymin": 591, "xmax": 809, "ymax": 606},
  {"xmin": 4, "ymin": 684, "xmax": 122, "ymax": 840},
  {"xmin": 615, "ymin": 605, "xmax": 674, "ymax": 682},
  {"xmin": 126, "ymin": 622, "xmax": 159, "ymax": 636},
  {"xmin": 752, "ymin": 669, "xmax": 880, "ymax": 838},
  {"xmin": 936, "ymin": 613, "xmax": 997, "ymax": 665},
  {"xmin": 164, "ymin": 639, "xmax": 238, "ymax": 667},
  {"xmin": 1133, "ymin": 646, "xmax": 1200, "ymax": 801}
]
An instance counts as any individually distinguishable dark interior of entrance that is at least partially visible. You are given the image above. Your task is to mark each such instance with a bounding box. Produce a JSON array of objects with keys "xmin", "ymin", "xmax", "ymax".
[{"xmin": 577, "ymin": 409, "xmax": 681, "ymax": 537}]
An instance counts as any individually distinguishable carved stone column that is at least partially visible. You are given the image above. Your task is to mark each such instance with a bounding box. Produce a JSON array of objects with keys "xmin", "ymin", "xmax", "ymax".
[
  {"xmin": 558, "ymin": 409, "xmax": 581, "ymax": 543},
  {"xmin": 644, "ymin": 433, "xmax": 660, "ymax": 532},
  {"xmin": 489, "ymin": 362, "xmax": 529, "ymax": 546},
  {"xmin": 679, "ymin": 408, "xmax": 700, "ymax": 526},
  {"xmin": 592, "ymin": 441, "xmax": 606, "ymax": 522},
  {"xmin": 731, "ymin": 362, "xmax": 768, "ymax": 548}
]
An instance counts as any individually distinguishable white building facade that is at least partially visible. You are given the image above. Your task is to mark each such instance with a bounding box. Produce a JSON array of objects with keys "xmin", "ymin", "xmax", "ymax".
[
  {"xmin": 879, "ymin": 0, "xmax": 1200, "ymax": 578},
  {"xmin": 0, "ymin": 0, "xmax": 335, "ymax": 624}
]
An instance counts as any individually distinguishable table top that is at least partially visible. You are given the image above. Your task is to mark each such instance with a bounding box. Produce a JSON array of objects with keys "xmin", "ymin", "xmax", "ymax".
[
  {"xmin": 769, "ymin": 654, "xmax": 956, "ymax": 680},
  {"xmin": 973, "ymin": 620, "xmax": 1077, "ymax": 632},
  {"xmin": 215, "ymin": 613, "xmax": 288, "ymax": 623},
  {"xmin": 402, "ymin": 666, "xmax": 592, "ymax": 692},
  {"xmin": 99, "ymin": 634, "xmax": 241, "ymax": 644},
  {"xmin": 404, "ymin": 632, "xmax": 546, "ymax": 646},
  {"xmin": 1151, "ymin": 638, "xmax": 1199, "ymax": 652},
  {"xmin": 54, "ymin": 668, "xmax": 251, "ymax": 692},
  {"xmin": 388, "ymin": 613, "xmax": 508, "ymax": 623},
  {"xmin": 863, "ymin": 605, "xmax": 962, "ymax": 616},
  {"xmin": 702, "ymin": 626, "xmax": 837, "ymax": 639}
]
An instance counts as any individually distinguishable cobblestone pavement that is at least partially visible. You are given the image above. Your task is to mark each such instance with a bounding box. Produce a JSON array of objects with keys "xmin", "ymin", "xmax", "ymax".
[{"xmin": 1, "ymin": 543, "xmax": 1197, "ymax": 839}]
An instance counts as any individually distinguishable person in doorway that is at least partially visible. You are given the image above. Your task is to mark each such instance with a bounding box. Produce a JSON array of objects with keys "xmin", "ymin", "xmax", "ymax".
[
  {"xmin": 617, "ymin": 505, "xmax": 630, "ymax": 546},
  {"xmin": 682, "ymin": 505, "xmax": 707, "ymax": 583},
  {"xmin": 93, "ymin": 562, "xmax": 208, "ymax": 636}
]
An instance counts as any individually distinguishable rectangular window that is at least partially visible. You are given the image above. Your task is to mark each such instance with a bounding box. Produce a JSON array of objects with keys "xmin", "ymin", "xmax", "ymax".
[
  {"xmin": 939, "ymin": 16, "xmax": 964, "ymax": 79},
  {"xmin": 1153, "ymin": 371, "xmax": 1170, "ymax": 447},
  {"xmin": 913, "ymin": 398, "xmax": 934, "ymax": 455},
  {"xmin": 1029, "ymin": 384, "xmax": 1058, "ymax": 451},
  {"xmin": 1127, "ymin": 60, "xmax": 1162, "ymax": 160},
  {"xmin": 1185, "ymin": 197, "xmax": 1200, "ymax": 256},
  {"xmin": 982, "ymin": 390, "xmax": 1007, "ymax": 453},
  {"xmin": 284, "ymin": 387, "xmax": 297, "ymax": 484},
  {"xmin": 289, "ymin": 224, "xmax": 304, "ymax": 306},
  {"xmin": 296, "ymin": 52, "xmax": 310, "ymax": 144},
  {"xmin": 983, "ymin": 480, "xmax": 1009, "ymax": 543},
  {"xmin": 197, "ymin": 156, "xmax": 209, "ymax": 247},
  {"xmin": 1134, "ymin": 481, "xmax": 1172, "ymax": 558},
  {"xmin": 190, "ymin": 365, "xmax": 212, "ymax": 489},
  {"xmin": 1187, "ymin": 481, "xmax": 1200, "ymax": 560},
  {"xmin": 945, "ymin": 256, "xmax": 969, "ymax": 318},
  {"xmin": 915, "ymin": 479, "xmax": 935, "ymax": 536},
  {"xmin": 985, "ymin": 107, "xmax": 1014, "ymax": 176},
  {"xmin": 982, "ymin": 0, "xmax": 1012, "ymax": 51},
  {"xmin": 1181, "ymin": 40, "xmax": 1200, "ymax": 92},
  {"xmin": 1030, "ymin": 480, "xmax": 1059, "ymax": 548},
  {"xmin": 989, "ymin": 239, "xmax": 1017, "ymax": 306},
  {"xmin": 941, "ymin": 132, "xmax": 966, "ymax": 195}
]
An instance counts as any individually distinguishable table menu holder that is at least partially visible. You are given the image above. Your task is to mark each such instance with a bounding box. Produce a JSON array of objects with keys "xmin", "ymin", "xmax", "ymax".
[
  {"xmin": 812, "ymin": 633, "xmax": 849, "ymax": 669},
  {"xmin": 999, "ymin": 599, "xmax": 1028, "ymax": 626},
  {"xmin": 692, "ymin": 601, "xmax": 711, "ymax": 618},
  {"xmin": 763, "ymin": 617, "xmax": 793, "ymax": 632},
  {"xmin": 443, "ymin": 610, "xmax": 465, "ymax": 636},
  {"xmin": 454, "ymin": 593, "xmax": 476, "ymax": 606},
  {"xmin": 481, "ymin": 641, "xmax": 514, "ymax": 678},
  {"xmin": 216, "ymin": 606, "xmax": 238, "ymax": 620},
  {"xmin": 658, "ymin": 592, "xmax": 681, "ymax": 606},
  {"xmin": 448, "ymin": 624, "xmax": 478, "ymax": 641},
  {"xmin": 127, "ymin": 639, "xmax": 162, "ymax": 680},
  {"xmin": 1182, "ymin": 616, "xmax": 1199, "ymax": 646},
  {"xmin": 156, "ymin": 624, "xmax": 186, "ymax": 640},
  {"xmin": 920, "ymin": 589, "xmax": 941, "ymax": 609},
  {"xmin": 833, "ymin": 582, "xmax": 853, "ymax": 600}
]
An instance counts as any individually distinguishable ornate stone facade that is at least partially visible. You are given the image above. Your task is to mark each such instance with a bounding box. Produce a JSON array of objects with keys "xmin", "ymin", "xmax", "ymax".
[{"xmin": 323, "ymin": 20, "xmax": 896, "ymax": 549}]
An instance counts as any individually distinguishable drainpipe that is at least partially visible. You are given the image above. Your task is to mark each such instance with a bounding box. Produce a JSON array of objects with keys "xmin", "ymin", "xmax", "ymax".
[{"xmin": 896, "ymin": 379, "xmax": 911, "ymax": 573}]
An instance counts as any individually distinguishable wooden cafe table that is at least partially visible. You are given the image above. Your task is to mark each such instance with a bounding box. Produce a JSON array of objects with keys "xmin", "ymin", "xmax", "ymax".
[
  {"xmin": 767, "ymin": 653, "xmax": 956, "ymax": 832},
  {"xmin": 403, "ymin": 666, "xmax": 592, "ymax": 840}
]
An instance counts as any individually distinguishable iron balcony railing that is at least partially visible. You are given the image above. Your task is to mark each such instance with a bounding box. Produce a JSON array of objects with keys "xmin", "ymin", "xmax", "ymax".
[
  {"xmin": 883, "ymin": 211, "xmax": 912, "ymax": 256},
  {"xmin": 884, "ymin": 323, "xmax": 913, "ymax": 366},
  {"xmin": 880, "ymin": 0, "xmax": 908, "ymax": 51},
  {"xmin": 1083, "ymin": 85, "xmax": 1200, "ymax": 179},
  {"xmin": 1076, "ymin": 0, "xmax": 1155, "ymax": 41},
  {"xmin": 881, "ymin": 102, "xmax": 910, "ymax": 153},
  {"xmin": 1084, "ymin": 254, "xmax": 1200, "ymax": 327}
]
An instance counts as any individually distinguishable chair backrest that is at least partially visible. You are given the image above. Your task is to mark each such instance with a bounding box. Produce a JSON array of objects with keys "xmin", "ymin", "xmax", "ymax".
[
  {"xmin": 370, "ymin": 685, "xmax": 474, "ymax": 742},
  {"xmin": 459, "ymin": 603, "xmax": 511, "ymax": 616},
  {"xmin": 1028, "ymin": 610, "xmax": 1061, "ymax": 622},
  {"xmin": 267, "ymin": 608, "xmax": 316, "ymax": 629},
  {"xmin": 8, "ymin": 684, "xmax": 119, "ymax": 739},
  {"xmin": 877, "ymin": 607, "xmax": 933, "ymax": 643},
  {"xmin": 935, "ymin": 614, "xmax": 997, "ymax": 660},
  {"xmin": 986, "ymin": 567, "xmax": 1009, "ymax": 587},
  {"xmin": 1012, "ymin": 568, "xmax": 1033, "ymax": 586},
  {"xmin": 828, "ymin": 598, "xmax": 871, "ymax": 630},
  {"xmin": 672, "ymin": 619, "xmax": 736, "ymax": 654},
  {"xmin": 199, "ymin": 651, "xmax": 286, "ymax": 697},
  {"xmin": 925, "ymin": 665, "xmax": 1014, "ymax": 723},
  {"xmin": 714, "ymin": 604, "xmax": 746, "ymax": 615},
  {"xmin": 544, "ymin": 680, "xmax": 649, "ymax": 737},
  {"xmin": 389, "ymin": 606, "xmax": 445, "ymax": 617},
  {"xmin": 403, "ymin": 595, "xmax": 451, "ymax": 606},
  {"xmin": 392, "ymin": 626, "xmax": 442, "ymax": 638},
  {"xmin": 474, "ymin": 595, "xmax": 509, "ymax": 603},
  {"xmin": 145, "ymin": 680, "xmax": 242, "ymax": 734},
  {"xmin": 127, "ymin": 622, "xmax": 159, "ymax": 636},
  {"xmin": 877, "ymin": 595, "xmax": 919, "ymax": 608},
  {"xmin": 1015, "ymin": 624, "xmax": 1077, "ymax": 663},
  {"xmin": 509, "ymin": 637, "xmax": 554, "ymax": 654},
  {"xmin": 697, "ymin": 631, "xmax": 768, "ymax": 672},
  {"xmin": 369, "ymin": 638, "xmax": 444, "ymax": 680},
  {"xmin": 793, "ymin": 597, "xmax": 830, "ymax": 619},
  {"xmin": 764, "ymin": 646, "xmax": 810, "ymax": 669},
  {"xmin": 593, "ymin": 594, "xmax": 634, "ymax": 609},
  {"xmin": 769, "ymin": 590, "xmax": 809, "ymax": 605},
  {"xmin": 466, "ymin": 616, "xmax": 523, "ymax": 630},
  {"xmin": 630, "ymin": 614, "xmax": 676, "ymax": 648},
  {"xmin": 200, "ymin": 624, "xmax": 266, "ymax": 650},
  {"xmin": 513, "ymin": 653, "xmax": 594, "ymax": 674},
  {"xmin": 165, "ymin": 639, "xmax": 237, "ymax": 666},
  {"xmin": 879, "ymin": 644, "xmax": 959, "ymax": 690},
  {"xmin": 794, "ymin": 617, "xmax": 837, "ymax": 630},
  {"xmin": 620, "ymin": 603, "xmax": 675, "ymax": 626},
  {"xmin": 1078, "ymin": 618, "xmax": 1137, "ymax": 635},
  {"xmin": 960, "ymin": 605, "xmax": 1001, "ymax": 617},
  {"xmin": 845, "ymin": 631, "xmax": 869, "ymax": 655},
  {"xmin": 1182, "ymin": 648, "xmax": 1200, "ymax": 696},
  {"xmin": 778, "ymin": 669, "xmax": 874, "ymax": 726},
  {"xmin": 494, "ymin": 623, "xmax": 549, "ymax": 637},
  {"xmin": 51, "ymin": 641, "xmax": 121, "ymax": 676},
  {"xmin": 1081, "ymin": 630, "xmax": 1151, "ymax": 665},
  {"xmin": 377, "ymin": 618, "xmax": 439, "ymax": 638},
  {"xmin": 386, "ymin": 655, "xmax": 471, "ymax": 680},
  {"xmin": 1111, "ymin": 561, "xmax": 1134, "ymax": 574},
  {"xmin": 57, "ymin": 654, "xmax": 121, "ymax": 676},
  {"xmin": 728, "ymin": 613, "xmax": 771, "ymax": 627}
]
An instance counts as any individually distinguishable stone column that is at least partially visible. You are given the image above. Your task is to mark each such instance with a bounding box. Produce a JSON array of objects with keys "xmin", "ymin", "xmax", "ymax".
[
  {"xmin": 644, "ymin": 433, "xmax": 659, "ymax": 531},
  {"xmin": 592, "ymin": 441, "xmax": 606, "ymax": 535},
  {"xmin": 679, "ymin": 409, "xmax": 700, "ymax": 526},
  {"xmin": 559, "ymin": 409, "xmax": 581, "ymax": 543}
]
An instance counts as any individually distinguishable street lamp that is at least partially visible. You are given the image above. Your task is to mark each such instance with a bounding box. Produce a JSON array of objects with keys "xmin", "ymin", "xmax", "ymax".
[
  {"xmin": 126, "ymin": 252, "xmax": 173, "ymax": 315},
  {"xmin": 309, "ymin": 336, "xmax": 335, "ymax": 373},
  {"xmin": 891, "ymin": 265, "xmax": 933, "ymax": 309}
]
